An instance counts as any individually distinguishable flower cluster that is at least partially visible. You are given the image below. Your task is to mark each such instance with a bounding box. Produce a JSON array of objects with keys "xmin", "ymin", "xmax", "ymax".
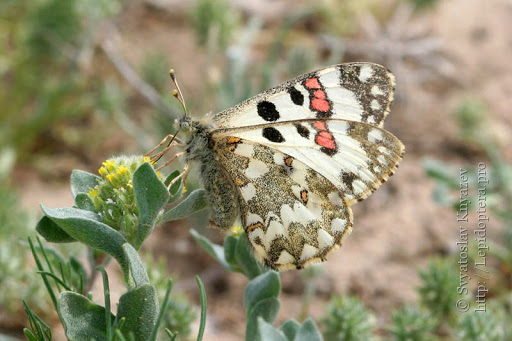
[{"xmin": 89, "ymin": 155, "xmax": 162, "ymax": 244}]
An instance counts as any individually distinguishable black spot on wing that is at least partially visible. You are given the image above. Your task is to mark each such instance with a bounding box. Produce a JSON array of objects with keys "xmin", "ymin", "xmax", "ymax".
[
  {"xmin": 341, "ymin": 172, "xmax": 357, "ymax": 192},
  {"xmin": 257, "ymin": 101, "xmax": 280, "ymax": 121},
  {"xmin": 288, "ymin": 87, "xmax": 304, "ymax": 106},
  {"xmin": 262, "ymin": 127, "xmax": 285, "ymax": 143},
  {"xmin": 295, "ymin": 124, "xmax": 310, "ymax": 139}
]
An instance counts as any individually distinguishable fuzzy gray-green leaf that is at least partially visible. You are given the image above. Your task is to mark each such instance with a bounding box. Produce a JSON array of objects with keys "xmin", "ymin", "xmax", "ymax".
[
  {"xmin": 190, "ymin": 229, "xmax": 230, "ymax": 270},
  {"xmin": 70, "ymin": 169, "xmax": 100, "ymax": 198},
  {"xmin": 40, "ymin": 205, "xmax": 129, "ymax": 279},
  {"xmin": 75, "ymin": 193, "xmax": 96, "ymax": 211},
  {"xmin": 294, "ymin": 318, "xmax": 323, "ymax": 341},
  {"xmin": 257, "ymin": 317, "xmax": 287, "ymax": 341},
  {"xmin": 244, "ymin": 271, "xmax": 280, "ymax": 315},
  {"xmin": 162, "ymin": 189, "xmax": 208, "ymax": 222},
  {"xmin": 133, "ymin": 163, "xmax": 169, "ymax": 246},
  {"xmin": 123, "ymin": 243, "xmax": 149, "ymax": 288},
  {"xmin": 116, "ymin": 284, "xmax": 159, "ymax": 341},
  {"xmin": 58, "ymin": 291, "xmax": 114, "ymax": 341},
  {"xmin": 279, "ymin": 319, "xmax": 301, "ymax": 340},
  {"xmin": 36, "ymin": 216, "xmax": 76, "ymax": 243},
  {"xmin": 246, "ymin": 298, "xmax": 280, "ymax": 341}
]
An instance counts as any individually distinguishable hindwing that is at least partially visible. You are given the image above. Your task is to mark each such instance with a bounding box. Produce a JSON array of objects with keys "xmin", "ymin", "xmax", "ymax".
[{"xmin": 213, "ymin": 136, "xmax": 353, "ymax": 270}]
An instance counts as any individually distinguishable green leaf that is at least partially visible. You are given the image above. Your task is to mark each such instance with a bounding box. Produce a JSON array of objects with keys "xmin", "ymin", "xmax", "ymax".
[
  {"xmin": 235, "ymin": 234, "xmax": 264, "ymax": 279},
  {"xmin": 162, "ymin": 189, "xmax": 208, "ymax": 222},
  {"xmin": 247, "ymin": 298, "xmax": 280, "ymax": 341},
  {"xmin": 70, "ymin": 169, "xmax": 100, "ymax": 198},
  {"xmin": 257, "ymin": 317, "xmax": 287, "ymax": 341},
  {"xmin": 40, "ymin": 205, "xmax": 130, "ymax": 280},
  {"xmin": 58, "ymin": 291, "xmax": 114, "ymax": 341},
  {"xmin": 123, "ymin": 243, "xmax": 149, "ymax": 288},
  {"xmin": 224, "ymin": 235, "xmax": 240, "ymax": 269},
  {"xmin": 244, "ymin": 271, "xmax": 281, "ymax": 315},
  {"xmin": 279, "ymin": 319, "xmax": 301, "ymax": 340},
  {"xmin": 116, "ymin": 284, "xmax": 159, "ymax": 341},
  {"xmin": 294, "ymin": 318, "xmax": 323, "ymax": 341},
  {"xmin": 190, "ymin": 229, "xmax": 230, "ymax": 270},
  {"xmin": 133, "ymin": 163, "xmax": 169, "ymax": 247},
  {"xmin": 75, "ymin": 193, "xmax": 96, "ymax": 211},
  {"xmin": 36, "ymin": 216, "xmax": 76, "ymax": 243}
]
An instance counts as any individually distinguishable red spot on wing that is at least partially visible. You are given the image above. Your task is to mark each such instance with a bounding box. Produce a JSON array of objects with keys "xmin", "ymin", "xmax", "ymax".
[
  {"xmin": 313, "ymin": 121, "xmax": 327, "ymax": 130},
  {"xmin": 311, "ymin": 98, "xmax": 330, "ymax": 112},
  {"xmin": 316, "ymin": 131, "xmax": 336, "ymax": 149},
  {"xmin": 305, "ymin": 77, "xmax": 321, "ymax": 89},
  {"xmin": 312, "ymin": 120, "xmax": 337, "ymax": 152},
  {"xmin": 314, "ymin": 90, "xmax": 326, "ymax": 99}
]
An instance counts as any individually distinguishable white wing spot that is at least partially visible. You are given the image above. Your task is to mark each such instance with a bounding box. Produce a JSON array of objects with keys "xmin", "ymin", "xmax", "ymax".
[
  {"xmin": 327, "ymin": 191, "xmax": 344, "ymax": 207},
  {"xmin": 244, "ymin": 159, "xmax": 269, "ymax": 178},
  {"xmin": 247, "ymin": 212, "xmax": 264, "ymax": 226},
  {"xmin": 317, "ymin": 229, "xmax": 334, "ymax": 250},
  {"xmin": 378, "ymin": 146, "xmax": 391, "ymax": 155},
  {"xmin": 265, "ymin": 220, "xmax": 287, "ymax": 244},
  {"xmin": 368, "ymin": 129, "xmax": 384, "ymax": 143},
  {"xmin": 371, "ymin": 99, "xmax": 381, "ymax": 111},
  {"xmin": 377, "ymin": 154, "xmax": 387, "ymax": 165},
  {"xmin": 247, "ymin": 228, "xmax": 267, "ymax": 260},
  {"xmin": 300, "ymin": 244, "xmax": 318, "ymax": 262},
  {"xmin": 280, "ymin": 204, "xmax": 295, "ymax": 228},
  {"xmin": 293, "ymin": 202, "xmax": 316, "ymax": 224},
  {"xmin": 331, "ymin": 218, "xmax": 347, "ymax": 233},
  {"xmin": 240, "ymin": 183, "xmax": 257, "ymax": 201},
  {"xmin": 276, "ymin": 250, "xmax": 295, "ymax": 265},
  {"xmin": 233, "ymin": 143, "xmax": 254, "ymax": 158},
  {"xmin": 359, "ymin": 65, "xmax": 374, "ymax": 82},
  {"xmin": 352, "ymin": 180, "xmax": 367, "ymax": 196},
  {"xmin": 371, "ymin": 85, "xmax": 384, "ymax": 96},
  {"xmin": 327, "ymin": 88, "xmax": 363, "ymax": 121},
  {"xmin": 318, "ymin": 68, "xmax": 341, "ymax": 87}
]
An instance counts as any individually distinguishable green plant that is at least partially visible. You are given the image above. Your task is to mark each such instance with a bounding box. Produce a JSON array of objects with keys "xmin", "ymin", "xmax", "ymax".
[
  {"xmin": 28, "ymin": 154, "xmax": 327, "ymax": 340},
  {"xmin": 0, "ymin": 183, "xmax": 52, "ymax": 319},
  {"xmin": 320, "ymin": 295, "xmax": 376, "ymax": 341},
  {"xmin": 417, "ymin": 258, "xmax": 461, "ymax": 323},
  {"xmin": 191, "ymin": 229, "xmax": 324, "ymax": 341},
  {"xmin": 387, "ymin": 305, "xmax": 437, "ymax": 341},
  {"xmin": 28, "ymin": 156, "xmax": 207, "ymax": 340}
]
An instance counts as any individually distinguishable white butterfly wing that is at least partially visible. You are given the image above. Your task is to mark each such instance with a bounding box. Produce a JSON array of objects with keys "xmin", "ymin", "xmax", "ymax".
[
  {"xmin": 213, "ymin": 119, "xmax": 403, "ymax": 206},
  {"xmin": 213, "ymin": 136, "xmax": 353, "ymax": 270}
]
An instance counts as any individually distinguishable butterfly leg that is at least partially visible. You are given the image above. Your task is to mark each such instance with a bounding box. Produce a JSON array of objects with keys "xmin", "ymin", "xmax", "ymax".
[
  {"xmin": 145, "ymin": 134, "xmax": 184, "ymax": 163},
  {"xmin": 155, "ymin": 151, "xmax": 186, "ymax": 172},
  {"xmin": 167, "ymin": 162, "xmax": 190, "ymax": 192}
]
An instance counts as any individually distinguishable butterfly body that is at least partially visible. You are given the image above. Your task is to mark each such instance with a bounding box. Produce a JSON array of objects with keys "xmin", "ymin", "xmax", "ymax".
[{"xmin": 178, "ymin": 63, "xmax": 404, "ymax": 271}]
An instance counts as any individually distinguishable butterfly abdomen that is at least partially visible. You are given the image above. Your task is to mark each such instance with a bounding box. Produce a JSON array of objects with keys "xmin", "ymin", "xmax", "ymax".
[{"xmin": 186, "ymin": 123, "xmax": 240, "ymax": 229}]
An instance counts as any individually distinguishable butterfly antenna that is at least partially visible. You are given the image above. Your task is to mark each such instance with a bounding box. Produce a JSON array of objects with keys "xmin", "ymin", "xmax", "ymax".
[{"xmin": 169, "ymin": 69, "xmax": 188, "ymax": 118}]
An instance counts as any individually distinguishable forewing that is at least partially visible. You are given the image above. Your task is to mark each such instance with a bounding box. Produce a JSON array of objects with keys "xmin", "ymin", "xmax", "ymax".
[
  {"xmin": 214, "ymin": 136, "xmax": 353, "ymax": 271},
  {"xmin": 211, "ymin": 63, "xmax": 394, "ymax": 129},
  {"xmin": 214, "ymin": 119, "xmax": 404, "ymax": 206}
]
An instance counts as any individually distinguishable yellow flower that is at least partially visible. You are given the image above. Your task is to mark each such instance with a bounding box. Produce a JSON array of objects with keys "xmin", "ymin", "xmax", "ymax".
[
  {"xmin": 117, "ymin": 166, "xmax": 128, "ymax": 176},
  {"xmin": 89, "ymin": 188, "xmax": 99, "ymax": 199},
  {"xmin": 229, "ymin": 225, "xmax": 243, "ymax": 237},
  {"xmin": 104, "ymin": 160, "xmax": 116, "ymax": 172},
  {"xmin": 98, "ymin": 166, "xmax": 107, "ymax": 176}
]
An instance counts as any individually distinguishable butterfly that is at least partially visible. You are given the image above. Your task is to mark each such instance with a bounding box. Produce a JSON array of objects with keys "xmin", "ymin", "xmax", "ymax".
[{"xmin": 157, "ymin": 63, "xmax": 404, "ymax": 271}]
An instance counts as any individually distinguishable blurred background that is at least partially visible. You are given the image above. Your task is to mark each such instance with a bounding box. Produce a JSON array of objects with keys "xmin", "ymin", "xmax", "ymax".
[{"xmin": 1, "ymin": 0, "xmax": 511, "ymax": 339}]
